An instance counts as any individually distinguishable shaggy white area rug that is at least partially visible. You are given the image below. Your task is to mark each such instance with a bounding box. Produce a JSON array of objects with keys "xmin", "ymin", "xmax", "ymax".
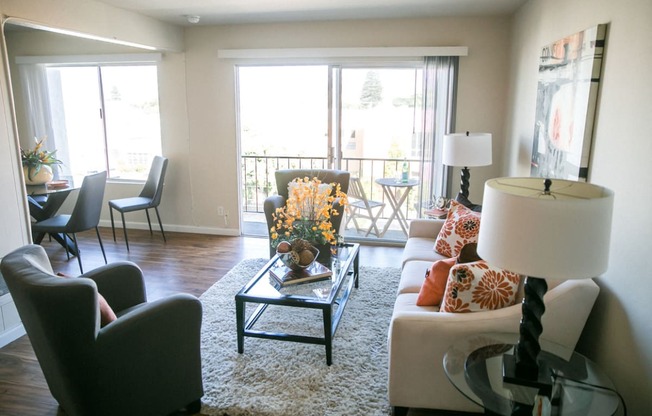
[{"xmin": 199, "ymin": 258, "xmax": 400, "ymax": 416}]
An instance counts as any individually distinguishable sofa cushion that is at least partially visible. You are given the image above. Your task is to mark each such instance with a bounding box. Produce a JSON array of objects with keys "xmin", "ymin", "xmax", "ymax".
[
  {"xmin": 394, "ymin": 292, "xmax": 439, "ymax": 313},
  {"xmin": 434, "ymin": 200, "xmax": 481, "ymax": 258},
  {"xmin": 398, "ymin": 260, "xmax": 435, "ymax": 295},
  {"xmin": 402, "ymin": 237, "xmax": 449, "ymax": 267},
  {"xmin": 440, "ymin": 261, "xmax": 520, "ymax": 313}
]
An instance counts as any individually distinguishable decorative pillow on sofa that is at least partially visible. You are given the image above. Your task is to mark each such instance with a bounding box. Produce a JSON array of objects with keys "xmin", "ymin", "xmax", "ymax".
[
  {"xmin": 416, "ymin": 257, "xmax": 457, "ymax": 306},
  {"xmin": 440, "ymin": 261, "xmax": 521, "ymax": 313},
  {"xmin": 434, "ymin": 200, "xmax": 481, "ymax": 258},
  {"xmin": 416, "ymin": 243, "xmax": 484, "ymax": 307}
]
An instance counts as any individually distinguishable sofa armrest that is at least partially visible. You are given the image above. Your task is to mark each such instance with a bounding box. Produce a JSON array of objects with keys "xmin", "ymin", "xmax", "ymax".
[
  {"xmin": 94, "ymin": 294, "xmax": 203, "ymax": 414},
  {"xmin": 388, "ymin": 299, "xmax": 522, "ymax": 412},
  {"xmin": 408, "ymin": 218, "xmax": 445, "ymax": 239},
  {"xmin": 387, "ymin": 279, "xmax": 600, "ymax": 412}
]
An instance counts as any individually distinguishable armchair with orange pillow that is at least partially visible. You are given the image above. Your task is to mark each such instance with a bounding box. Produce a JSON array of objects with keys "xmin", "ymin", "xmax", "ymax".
[{"xmin": 1, "ymin": 245, "xmax": 204, "ymax": 416}]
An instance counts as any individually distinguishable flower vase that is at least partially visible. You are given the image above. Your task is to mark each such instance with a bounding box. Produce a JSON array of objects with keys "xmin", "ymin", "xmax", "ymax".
[
  {"xmin": 23, "ymin": 165, "xmax": 54, "ymax": 185},
  {"xmin": 312, "ymin": 242, "xmax": 334, "ymax": 267}
]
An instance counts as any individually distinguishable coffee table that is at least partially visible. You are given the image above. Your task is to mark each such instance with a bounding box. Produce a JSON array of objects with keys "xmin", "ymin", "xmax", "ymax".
[{"xmin": 235, "ymin": 243, "xmax": 360, "ymax": 365}]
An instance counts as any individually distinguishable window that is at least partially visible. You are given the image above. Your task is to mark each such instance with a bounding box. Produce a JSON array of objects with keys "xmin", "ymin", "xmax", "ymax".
[
  {"xmin": 16, "ymin": 55, "xmax": 162, "ymax": 181},
  {"xmin": 239, "ymin": 66, "xmax": 329, "ymax": 159}
]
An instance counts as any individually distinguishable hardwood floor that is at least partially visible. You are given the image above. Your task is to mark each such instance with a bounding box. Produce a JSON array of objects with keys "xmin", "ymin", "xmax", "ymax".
[{"xmin": 0, "ymin": 228, "xmax": 407, "ymax": 416}]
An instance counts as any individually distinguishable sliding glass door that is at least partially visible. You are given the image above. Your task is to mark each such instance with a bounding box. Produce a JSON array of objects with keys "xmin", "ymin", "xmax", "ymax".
[
  {"xmin": 238, "ymin": 65, "xmax": 331, "ymax": 215},
  {"xmin": 339, "ymin": 67, "xmax": 423, "ymax": 207},
  {"xmin": 237, "ymin": 60, "xmax": 455, "ymax": 242}
]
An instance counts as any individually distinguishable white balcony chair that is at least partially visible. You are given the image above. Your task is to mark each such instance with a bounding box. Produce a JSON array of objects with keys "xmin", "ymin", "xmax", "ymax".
[{"xmin": 345, "ymin": 177, "xmax": 385, "ymax": 237}]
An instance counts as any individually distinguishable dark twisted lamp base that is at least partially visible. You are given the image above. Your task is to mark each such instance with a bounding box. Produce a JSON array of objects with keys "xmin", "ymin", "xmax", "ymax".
[
  {"xmin": 503, "ymin": 276, "xmax": 553, "ymax": 393},
  {"xmin": 459, "ymin": 167, "xmax": 470, "ymax": 199}
]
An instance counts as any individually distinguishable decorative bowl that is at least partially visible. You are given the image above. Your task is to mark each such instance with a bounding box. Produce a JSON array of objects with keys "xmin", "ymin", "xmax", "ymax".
[{"xmin": 277, "ymin": 245, "xmax": 319, "ymax": 272}]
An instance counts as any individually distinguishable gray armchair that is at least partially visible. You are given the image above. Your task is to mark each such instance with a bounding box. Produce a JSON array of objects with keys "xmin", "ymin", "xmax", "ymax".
[
  {"xmin": 263, "ymin": 169, "xmax": 350, "ymax": 257},
  {"xmin": 0, "ymin": 245, "xmax": 203, "ymax": 416}
]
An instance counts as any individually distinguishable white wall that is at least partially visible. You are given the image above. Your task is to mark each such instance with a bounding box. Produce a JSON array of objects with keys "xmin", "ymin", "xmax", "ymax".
[
  {"xmin": 506, "ymin": 0, "xmax": 652, "ymax": 413},
  {"xmin": 0, "ymin": 0, "xmax": 183, "ymax": 259},
  {"xmin": 184, "ymin": 17, "xmax": 512, "ymax": 229},
  {"xmin": 2, "ymin": 27, "xmax": 203, "ymax": 237},
  {"xmin": 0, "ymin": 37, "xmax": 28, "ymax": 257},
  {"xmin": 3, "ymin": 15, "xmax": 513, "ymax": 237},
  {"xmin": 1, "ymin": 0, "xmax": 183, "ymax": 51}
]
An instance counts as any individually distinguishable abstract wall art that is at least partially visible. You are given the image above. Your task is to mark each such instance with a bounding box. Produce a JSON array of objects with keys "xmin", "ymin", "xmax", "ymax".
[{"xmin": 530, "ymin": 24, "xmax": 607, "ymax": 181}]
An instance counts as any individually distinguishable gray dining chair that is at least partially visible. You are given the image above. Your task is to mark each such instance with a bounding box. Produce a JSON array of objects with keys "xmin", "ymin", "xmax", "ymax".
[
  {"xmin": 108, "ymin": 156, "xmax": 168, "ymax": 251},
  {"xmin": 31, "ymin": 171, "xmax": 108, "ymax": 273}
]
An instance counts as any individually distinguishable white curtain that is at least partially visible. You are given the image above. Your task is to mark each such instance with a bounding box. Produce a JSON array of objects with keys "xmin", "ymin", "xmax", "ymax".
[
  {"xmin": 17, "ymin": 63, "xmax": 72, "ymax": 177},
  {"xmin": 17, "ymin": 63, "xmax": 55, "ymax": 151},
  {"xmin": 418, "ymin": 56, "xmax": 458, "ymax": 212}
]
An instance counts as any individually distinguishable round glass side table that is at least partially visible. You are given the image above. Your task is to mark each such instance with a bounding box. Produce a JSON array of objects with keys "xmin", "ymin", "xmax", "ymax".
[{"xmin": 443, "ymin": 333, "xmax": 620, "ymax": 416}]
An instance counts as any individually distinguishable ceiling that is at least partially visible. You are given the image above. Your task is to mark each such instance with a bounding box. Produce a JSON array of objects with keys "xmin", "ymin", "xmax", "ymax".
[{"xmin": 96, "ymin": 0, "xmax": 528, "ymax": 26}]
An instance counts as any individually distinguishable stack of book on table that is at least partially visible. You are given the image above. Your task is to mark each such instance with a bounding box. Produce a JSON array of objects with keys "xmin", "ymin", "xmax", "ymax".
[
  {"xmin": 424, "ymin": 208, "xmax": 448, "ymax": 219},
  {"xmin": 269, "ymin": 261, "xmax": 333, "ymax": 286}
]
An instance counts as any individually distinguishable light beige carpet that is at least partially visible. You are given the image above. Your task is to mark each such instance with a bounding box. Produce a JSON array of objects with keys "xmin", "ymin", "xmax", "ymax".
[{"xmin": 198, "ymin": 258, "xmax": 400, "ymax": 416}]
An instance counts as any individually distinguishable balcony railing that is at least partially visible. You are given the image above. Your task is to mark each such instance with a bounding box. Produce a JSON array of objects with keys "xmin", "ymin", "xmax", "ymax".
[{"xmin": 241, "ymin": 155, "xmax": 422, "ymax": 225}]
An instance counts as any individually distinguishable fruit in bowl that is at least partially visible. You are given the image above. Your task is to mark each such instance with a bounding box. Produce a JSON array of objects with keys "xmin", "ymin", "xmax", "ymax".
[{"xmin": 276, "ymin": 239, "xmax": 319, "ymax": 271}]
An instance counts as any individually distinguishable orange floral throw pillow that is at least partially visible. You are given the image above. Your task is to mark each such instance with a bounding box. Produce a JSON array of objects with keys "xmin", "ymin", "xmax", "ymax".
[
  {"xmin": 434, "ymin": 200, "xmax": 482, "ymax": 258},
  {"xmin": 440, "ymin": 261, "xmax": 521, "ymax": 313},
  {"xmin": 416, "ymin": 257, "xmax": 457, "ymax": 306}
]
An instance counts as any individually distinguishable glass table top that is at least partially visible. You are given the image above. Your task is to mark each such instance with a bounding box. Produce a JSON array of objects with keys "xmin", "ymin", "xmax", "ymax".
[
  {"xmin": 443, "ymin": 333, "xmax": 620, "ymax": 416},
  {"xmin": 240, "ymin": 243, "xmax": 360, "ymax": 304}
]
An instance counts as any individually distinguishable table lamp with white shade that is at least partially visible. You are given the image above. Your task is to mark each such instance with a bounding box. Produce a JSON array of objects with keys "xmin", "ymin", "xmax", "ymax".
[
  {"xmin": 477, "ymin": 177, "xmax": 614, "ymax": 391},
  {"xmin": 442, "ymin": 132, "xmax": 492, "ymax": 200}
]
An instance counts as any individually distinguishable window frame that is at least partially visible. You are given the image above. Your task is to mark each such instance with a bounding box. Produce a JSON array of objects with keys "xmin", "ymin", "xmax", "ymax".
[{"xmin": 15, "ymin": 53, "xmax": 162, "ymax": 182}]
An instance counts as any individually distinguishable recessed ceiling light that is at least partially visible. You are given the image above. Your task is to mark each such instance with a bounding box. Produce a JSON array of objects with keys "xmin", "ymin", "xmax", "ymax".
[{"xmin": 186, "ymin": 15, "xmax": 200, "ymax": 24}]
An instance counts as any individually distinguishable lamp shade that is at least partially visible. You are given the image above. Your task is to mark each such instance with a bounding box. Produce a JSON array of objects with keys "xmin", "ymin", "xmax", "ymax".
[
  {"xmin": 477, "ymin": 177, "xmax": 614, "ymax": 280},
  {"xmin": 442, "ymin": 132, "xmax": 492, "ymax": 167}
]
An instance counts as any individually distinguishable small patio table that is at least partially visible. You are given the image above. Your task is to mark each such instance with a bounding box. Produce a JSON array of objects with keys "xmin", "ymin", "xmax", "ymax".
[{"xmin": 375, "ymin": 177, "xmax": 419, "ymax": 237}]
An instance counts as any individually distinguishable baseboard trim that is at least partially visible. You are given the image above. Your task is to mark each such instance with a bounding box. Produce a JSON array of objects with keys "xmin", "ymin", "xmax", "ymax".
[
  {"xmin": 98, "ymin": 220, "xmax": 240, "ymax": 237},
  {"xmin": 0, "ymin": 324, "xmax": 25, "ymax": 348}
]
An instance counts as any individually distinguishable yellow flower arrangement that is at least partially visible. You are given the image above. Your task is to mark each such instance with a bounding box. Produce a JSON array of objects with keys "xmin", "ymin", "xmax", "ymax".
[{"xmin": 270, "ymin": 176, "xmax": 348, "ymax": 247}]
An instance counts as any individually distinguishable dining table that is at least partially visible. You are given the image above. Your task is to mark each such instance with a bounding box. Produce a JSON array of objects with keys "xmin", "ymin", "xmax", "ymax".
[
  {"xmin": 374, "ymin": 177, "xmax": 419, "ymax": 237},
  {"xmin": 26, "ymin": 177, "xmax": 81, "ymax": 255}
]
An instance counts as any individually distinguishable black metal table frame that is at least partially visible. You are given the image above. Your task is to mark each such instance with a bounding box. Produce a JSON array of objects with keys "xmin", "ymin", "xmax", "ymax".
[
  {"xmin": 27, "ymin": 183, "xmax": 79, "ymax": 256},
  {"xmin": 235, "ymin": 243, "xmax": 359, "ymax": 366}
]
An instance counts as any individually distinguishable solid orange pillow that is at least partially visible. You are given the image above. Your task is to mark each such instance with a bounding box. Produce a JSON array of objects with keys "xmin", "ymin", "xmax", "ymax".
[{"xmin": 416, "ymin": 257, "xmax": 457, "ymax": 306}]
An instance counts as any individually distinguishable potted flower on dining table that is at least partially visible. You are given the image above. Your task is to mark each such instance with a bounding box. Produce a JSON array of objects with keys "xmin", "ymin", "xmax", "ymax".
[{"xmin": 21, "ymin": 138, "xmax": 62, "ymax": 185}]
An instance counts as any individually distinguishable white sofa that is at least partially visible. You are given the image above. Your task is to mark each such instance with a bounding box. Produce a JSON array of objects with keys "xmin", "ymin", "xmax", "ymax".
[{"xmin": 388, "ymin": 219, "xmax": 600, "ymax": 414}]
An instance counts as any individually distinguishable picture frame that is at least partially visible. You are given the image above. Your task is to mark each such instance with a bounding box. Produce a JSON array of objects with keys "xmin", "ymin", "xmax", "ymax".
[{"xmin": 530, "ymin": 24, "xmax": 607, "ymax": 181}]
